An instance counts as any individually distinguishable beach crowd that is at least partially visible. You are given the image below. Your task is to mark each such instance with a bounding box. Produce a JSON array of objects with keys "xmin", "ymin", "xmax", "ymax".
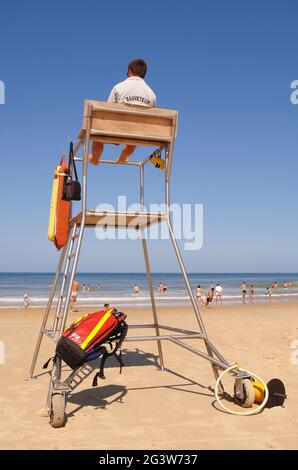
[{"xmin": 22, "ymin": 279, "xmax": 295, "ymax": 309}]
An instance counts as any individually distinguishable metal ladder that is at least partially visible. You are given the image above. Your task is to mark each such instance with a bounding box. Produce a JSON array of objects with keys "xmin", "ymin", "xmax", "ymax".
[{"xmin": 29, "ymin": 222, "xmax": 81, "ymax": 376}]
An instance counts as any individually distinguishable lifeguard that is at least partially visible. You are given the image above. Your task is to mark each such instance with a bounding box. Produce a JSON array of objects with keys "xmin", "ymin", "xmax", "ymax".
[{"xmin": 89, "ymin": 58, "xmax": 156, "ymax": 165}]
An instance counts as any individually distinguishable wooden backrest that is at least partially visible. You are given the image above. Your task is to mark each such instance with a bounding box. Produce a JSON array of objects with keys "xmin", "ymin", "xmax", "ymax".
[{"xmin": 78, "ymin": 100, "xmax": 178, "ymax": 147}]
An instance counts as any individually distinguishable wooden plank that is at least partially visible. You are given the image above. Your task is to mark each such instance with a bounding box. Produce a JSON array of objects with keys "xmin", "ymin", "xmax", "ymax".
[
  {"xmin": 70, "ymin": 211, "xmax": 165, "ymax": 228},
  {"xmin": 79, "ymin": 100, "xmax": 178, "ymax": 145},
  {"xmin": 90, "ymin": 110, "xmax": 173, "ymax": 138},
  {"xmin": 78, "ymin": 131, "xmax": 168, "ymax": 147},
  {"xmin": 83, "ymin": 100, "xmax": 178, "ymax": 118}
]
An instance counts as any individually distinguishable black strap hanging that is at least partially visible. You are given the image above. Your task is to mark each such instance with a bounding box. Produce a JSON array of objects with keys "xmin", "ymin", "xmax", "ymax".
[{"xmin": 62, "ymin": 141, "xmax": 81, "ymax": 201}]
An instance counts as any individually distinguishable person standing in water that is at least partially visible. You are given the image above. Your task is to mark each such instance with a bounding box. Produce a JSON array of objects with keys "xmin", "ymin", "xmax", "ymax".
[
  {"xmin": 133, "ymin": 284, "xmax": 140, "ymax": 295},
  {"xmin": 157, "ymin": 282, "xmax": 163, "ymax": 293},
  {"xmin": 23, "ymin": 293, "xmax": 31, "ymax": 309},
  {"xmin": 205, "ymin": 287, "xmax": 215, "ymax": 307},
  {"xmin": 215, "ymin": 284, "xmax": 223, "ymax": 304},
  {"xmin": 249, "ymin": 285, "xmax": 255, "ymax": 302},
  {"xmin": 240, "ymin": 282, "xmax": 247, "ymax": 303},
  {"xmin": 265, "ymin": 287, "xmax": 272, "ymax": 302}
]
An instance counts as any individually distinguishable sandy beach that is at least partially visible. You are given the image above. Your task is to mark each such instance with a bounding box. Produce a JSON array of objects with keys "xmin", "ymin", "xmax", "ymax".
[{"xmin": 0, "ymin": 302, "xmax": 297, "ymax": 450}]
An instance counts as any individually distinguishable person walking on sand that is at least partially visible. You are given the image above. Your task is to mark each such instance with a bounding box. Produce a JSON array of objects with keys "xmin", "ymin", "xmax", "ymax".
[
  {"xmin": 240, "ymin": 282, "xmax": 247, "ymax": 302},
  {"xmin": 89, "ymin": 58, "xmax": 156, "ymax": 165},
  {"xmin": 196, "ymin": 285, "xmax": 204, "ymax": 303},
  {"xmin": 215, "ymin": 283, "xmax": 223, "ymax": 304},
  {"xmin": 133, "ymin": 284, "xmax": 140, "ymax": 295},
  {"xmin": 70, "ymin": 279, "xmax": 80, "ymax": 312}
]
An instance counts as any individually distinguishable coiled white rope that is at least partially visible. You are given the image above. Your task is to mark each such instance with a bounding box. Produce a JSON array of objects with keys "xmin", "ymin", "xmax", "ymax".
[{"xmin": 214, "ymin": 364, "xmax": 269, "ymax": 416}]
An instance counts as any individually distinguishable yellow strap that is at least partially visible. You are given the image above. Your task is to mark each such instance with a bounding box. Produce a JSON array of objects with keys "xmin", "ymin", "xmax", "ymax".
[
  {"xmin": 81, "ymin": 310, "xmax": 112, "ymax": 350},
  {"xmin": 64, "ymin": 312, "xmax": 89, "ymax": 331},
  {"xmin": 48, "ymin": 165, "xmax": 61, "ymax": 241},
  {"xmin": 73, "ymin": 313, "xmax": 89, "ymax": 325}
]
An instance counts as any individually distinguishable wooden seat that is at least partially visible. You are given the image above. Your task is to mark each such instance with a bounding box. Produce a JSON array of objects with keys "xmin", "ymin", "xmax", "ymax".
[{"xmin": 78, "ymin": 100, "xmax": 178, "ymax": 147}]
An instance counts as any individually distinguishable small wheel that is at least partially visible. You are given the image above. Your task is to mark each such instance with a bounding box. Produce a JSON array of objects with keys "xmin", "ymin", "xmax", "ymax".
[
  {"xmin": 234, "ymin": 378, "xmax": 255, "ymax": 408},
  {"xmin": 49, "ymin": 392, "xmax": 66, "ymax": 428}
]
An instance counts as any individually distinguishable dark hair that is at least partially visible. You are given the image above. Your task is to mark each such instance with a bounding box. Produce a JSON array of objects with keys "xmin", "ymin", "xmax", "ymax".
[
  {"xmin": 128, "ymin": 58, "xmax": 147, "ymax": 78},
  {"xmin": 197, "ymin": 285, "xmax": 201, "ymax": 288}
]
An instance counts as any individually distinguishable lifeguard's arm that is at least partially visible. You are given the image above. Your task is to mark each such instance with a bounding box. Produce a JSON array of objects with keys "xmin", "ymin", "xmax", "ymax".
[{"xmin": 107, "ymin": 86, "xmax": 117, "ymax": 103}]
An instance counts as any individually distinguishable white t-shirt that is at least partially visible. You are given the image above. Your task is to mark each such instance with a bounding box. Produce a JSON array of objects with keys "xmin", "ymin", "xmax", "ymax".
[
  {"xmin": 108, "ymin": 76, "xmax": 156, "ymax": 107},
  {"xmin": 215, "ymin": 285, "xmax": 223, "ymax": 294}
]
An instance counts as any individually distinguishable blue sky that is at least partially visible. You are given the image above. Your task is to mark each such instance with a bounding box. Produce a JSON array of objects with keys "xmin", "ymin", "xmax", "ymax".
[{"xmin": 0, "ymin": 0, "xmax": 297, "ymax": 272}]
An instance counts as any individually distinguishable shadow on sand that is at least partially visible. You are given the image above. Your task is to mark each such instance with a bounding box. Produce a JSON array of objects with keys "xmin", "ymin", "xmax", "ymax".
[{"xmin": 66, "ymin": 347, "xmax": 213, "ymax": 420}]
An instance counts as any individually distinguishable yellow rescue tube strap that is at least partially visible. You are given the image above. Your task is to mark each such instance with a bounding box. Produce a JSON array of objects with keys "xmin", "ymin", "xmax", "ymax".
[{"xmin": 48, "ymin": 165, "xmax": 61, "ymax": 242}]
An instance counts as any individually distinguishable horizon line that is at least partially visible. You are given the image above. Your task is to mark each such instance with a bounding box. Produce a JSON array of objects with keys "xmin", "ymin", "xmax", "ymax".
[{"xmin": 0, "ymin": 271, "xmax": 297, "ymax": 275}]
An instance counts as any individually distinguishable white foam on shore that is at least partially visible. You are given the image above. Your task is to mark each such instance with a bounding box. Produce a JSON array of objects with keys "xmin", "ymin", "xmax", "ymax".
[{"xmin": 1, "ymin": 291, "xmax": 298, "ymax": 310}]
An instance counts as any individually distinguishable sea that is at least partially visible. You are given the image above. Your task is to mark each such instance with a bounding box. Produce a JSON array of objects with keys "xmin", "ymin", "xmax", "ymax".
[{"xmin": 0, "ymin": 272, "xmax": 298, "ymax": 309}]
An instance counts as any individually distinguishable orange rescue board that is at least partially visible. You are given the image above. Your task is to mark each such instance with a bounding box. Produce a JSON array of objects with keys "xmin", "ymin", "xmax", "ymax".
[{"xmin": 48, "ymin": 157, "xmax": 71, "ymax": 250}]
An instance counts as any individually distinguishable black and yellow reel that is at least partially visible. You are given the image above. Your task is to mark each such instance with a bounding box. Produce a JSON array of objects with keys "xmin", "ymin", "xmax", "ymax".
[
  {"xmin": 216, "ymin": 364, "xmax": 287, "ymax": 415},
  {"xmin": 150, "ymin": 151, "xmax": 165, "ymax": 170},
  {"xmin": 234, "ymin": 376, "xmax": 266, "ymax": 408}
]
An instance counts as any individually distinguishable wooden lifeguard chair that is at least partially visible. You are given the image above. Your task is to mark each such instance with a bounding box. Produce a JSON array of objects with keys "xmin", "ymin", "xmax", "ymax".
[{"xmin": 29, "ymin": 100, "xmax": 232, "ymax": 427}]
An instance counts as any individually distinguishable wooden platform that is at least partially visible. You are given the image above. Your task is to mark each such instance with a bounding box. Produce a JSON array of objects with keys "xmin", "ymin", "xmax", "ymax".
[
  {"xmin": 78, "ymin": 100, "xmax": 178, "ymax": 147},
  {"xmin": 70, "ymin": 210, "xmax": 166, "ymax": 229}
]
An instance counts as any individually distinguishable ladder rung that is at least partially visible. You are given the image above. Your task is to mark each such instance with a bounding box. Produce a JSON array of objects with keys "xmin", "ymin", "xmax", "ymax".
[
  {"xmin": 72, "ymin": 233, "xmax": 80, "ymax": 240},
  {"xmin": 53, "ymin": 382, "xmax": 71, "ymax": 392}
]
